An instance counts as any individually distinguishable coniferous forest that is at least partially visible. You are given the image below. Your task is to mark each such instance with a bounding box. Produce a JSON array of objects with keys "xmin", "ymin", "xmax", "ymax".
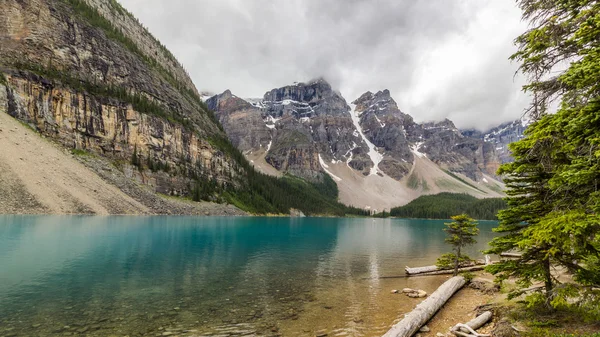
[{"xmin": 388, "ymin": 193, "xmax": 506, "ymax": 220}]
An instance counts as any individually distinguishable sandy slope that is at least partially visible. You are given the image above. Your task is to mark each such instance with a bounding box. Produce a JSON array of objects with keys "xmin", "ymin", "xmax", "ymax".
[
  {"xmin": 240, "ymin": 146, "xmax": 505, "ymax": 212},
  {"xmin": 0, "ymin": 112, "xmax": 150, "ymax": 215},
  {"xmin": 326, "ymin": 154, "xmax": 504, "ymax": 212},
  {"xmin": 246, "ymin": 148, "xmax": 283, "ymax": 177}
]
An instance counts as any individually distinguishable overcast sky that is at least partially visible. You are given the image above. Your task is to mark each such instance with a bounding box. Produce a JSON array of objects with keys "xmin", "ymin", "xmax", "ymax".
[{"xmin": 119, "ymin": 0, "xmax": 529, "ymax": 131}]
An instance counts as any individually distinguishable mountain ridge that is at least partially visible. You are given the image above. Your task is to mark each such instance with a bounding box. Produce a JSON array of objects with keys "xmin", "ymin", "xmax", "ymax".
[{"xmin": 208, "ymin": 79, "xmax": 513, "ymax": 211}]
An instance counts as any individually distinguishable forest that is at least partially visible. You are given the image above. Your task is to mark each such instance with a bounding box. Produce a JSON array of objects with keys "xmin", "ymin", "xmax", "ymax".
[{"xmin": 387, "ymin": 193, "xmax": 506, "ymax": 220}]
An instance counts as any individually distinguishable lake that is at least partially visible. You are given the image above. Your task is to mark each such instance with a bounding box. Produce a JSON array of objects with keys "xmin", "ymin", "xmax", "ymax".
[{"xmin": 0, "ymin": 216, "xmax": 499, "ymax": 337}]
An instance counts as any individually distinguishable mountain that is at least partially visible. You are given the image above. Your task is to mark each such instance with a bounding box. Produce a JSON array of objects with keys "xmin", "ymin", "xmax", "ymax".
[
  {"xmin": 352, "ymin": 90, "xmax": 500, "ymax": 182},
  {"xmin": 0, "ymin": 0, "xmax": 367, "ymax": 216},
  {"xmin": 208, "ymin": 80, "xmax": 514, "ymax": 211},
  {"xmin": 462, "ymin": 119, "xmax": 530, "ymax": 164}
]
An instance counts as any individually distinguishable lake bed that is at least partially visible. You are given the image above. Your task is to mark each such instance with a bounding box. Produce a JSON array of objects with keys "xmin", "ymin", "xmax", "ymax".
[{"xmin": 0, "ymin": 216, "xmax": 498, "ymax": 336}]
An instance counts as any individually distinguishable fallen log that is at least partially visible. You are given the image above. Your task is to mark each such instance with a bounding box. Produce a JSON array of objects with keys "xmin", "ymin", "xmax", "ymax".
[
  {"xmin": 451, "ymin": 323, "xmax": 490, "ymax": 337},
  {"xmin": 382, "ymin": 276, "xmax": 467, "ymax": 337},
  {"xmin": 404, "ymin": 265, "xmax": 438, "ymax": 274},
  {"xmin": 406, "ymin": 265, "xmax": 486, "ymax": 277},
  {"xmin": 405, "ymin": 258, "xmax": 488, "ymax": 276},
  {"xmin": 459, "ymin": 311, "xmax": 492, "ymax": 333}
]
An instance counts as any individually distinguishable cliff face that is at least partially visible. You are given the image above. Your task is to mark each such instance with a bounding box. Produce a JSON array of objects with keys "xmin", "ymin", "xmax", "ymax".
[
  {"xmin": 206, "ymin": 90, "xmax": 271, "ymax": 153},
  {"xmin": 463, "ymin": 119, "xmax": 529, "ymax": 164},
  {"xmin": 352, "ymin": 90, "xmax": 414, "ymax": 180},
  {"xmin": 419, "ymin": 119, "xmax": 500, "ymax": 181},
  {"xmin": 262, "ymin": 79, "xmax": 372, "ymax": 180},
  {"xmin": 208, "ymin": 80, "xmax": 508, "ymax": 188},
  {"xmin": 353, "ymin": 91, "xmax": 500, "ymax": 181},
  {"xmin": 208, "ymin": 81, "xmax": 511, "ymax": 209},
  {"xmin": 207, "ymin": 80, "xmax": 373, "ymax": 181},
  {"xmin": 0, "ymin": 0, "xmax": 236, "ymax": 196}
]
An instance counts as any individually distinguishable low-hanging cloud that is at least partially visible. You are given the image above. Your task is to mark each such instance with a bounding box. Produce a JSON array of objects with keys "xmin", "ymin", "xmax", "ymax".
[{"xmin": 118, "ymin": 0, "xmax": 529, "ymax": 131}]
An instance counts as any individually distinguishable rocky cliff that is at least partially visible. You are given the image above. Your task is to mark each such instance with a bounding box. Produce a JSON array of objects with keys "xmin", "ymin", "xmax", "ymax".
[
  {"xmin": 209, "ymin": 79, "xmax": 373, "ymax": 181},
  {"xmin": 210, "ymin": 81, "xmax": 503, "ymax": 183},
  {"xmin": 462, "ymin": 119, "xmax": 529, "ymax": 164},
  {"xmin": 352, "ymin": 90, "xmax": 414, "ymax": 180},
  {"xmin": 208, "ymin": 80, "xmax": 516, "ymax": 209},
  {"xmin": 206, "ymin": 90, "xmax": 270, "ymax": 152},
  {"xmin": 0, "ymin": 0, "xmax": 237, "ymax": 197},
  {"xmin": 419, "ymin": 119, "xmax": 500, "ymax": 181}
]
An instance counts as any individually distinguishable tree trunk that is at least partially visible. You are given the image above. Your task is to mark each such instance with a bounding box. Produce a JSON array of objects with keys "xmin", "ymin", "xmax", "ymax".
[
  {"xmin": 407, "ymin": 265, "xmax": 486, "ymax": 277},
  {"xmin": 382, "ymin": 276, "xmax": 467, "ymax": 337},
  {"xmin": 458, "ymin": 311, "xmax": 493, "ymax": 333},
  {"xmin": 405, "ymin": 260, "xmax": 487, "ymax": 275},
  {"xmin": 454, "ymin": 247, "xmax": 461, "ymax": 276},
  {"xmin": 543, "ymin": 256, "xmax": 553, "ymax": 302},
  {"xmin": 405, "ymin": 265, "xmax": 439, "ymax": 274}
]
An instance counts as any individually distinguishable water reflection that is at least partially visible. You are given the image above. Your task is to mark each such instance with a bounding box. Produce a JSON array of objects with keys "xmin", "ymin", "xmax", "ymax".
[{"xmin": 0, "ymin": 216, "xmax": 498, "ymax": 336}]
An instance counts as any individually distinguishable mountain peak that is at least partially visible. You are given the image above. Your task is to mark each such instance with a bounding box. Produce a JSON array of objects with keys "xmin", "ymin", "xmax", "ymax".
[
  {"xmin": 378, "ymin": 89, "xmax": 391, "ymax": 97},
  {"xmin": 221, "ymin": 89, "xmax": 233, "ymax": 98}
]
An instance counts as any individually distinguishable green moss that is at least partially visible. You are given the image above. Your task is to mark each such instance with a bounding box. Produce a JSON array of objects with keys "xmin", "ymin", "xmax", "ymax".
[{"xmin": 0, "ymin": 72, "xmax": 7, "ymax": 86}]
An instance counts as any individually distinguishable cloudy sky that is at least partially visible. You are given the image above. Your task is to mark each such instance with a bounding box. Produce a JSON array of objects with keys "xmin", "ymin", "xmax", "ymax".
[{"xmin": 119, "ymin": 0, "xmax": 530, "ymax": 131}]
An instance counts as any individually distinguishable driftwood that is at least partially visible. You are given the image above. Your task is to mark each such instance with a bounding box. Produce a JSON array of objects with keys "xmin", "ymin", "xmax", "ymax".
[
  {"xmin": 404, "ymin": 265, "xmax": 439, "ymax": 274},
  {"xmin": 461, "ymin": 311, "xmax": 493, "ymax": 332},
  {"xmin": 451, "ymin": 324, "xmax": 490, "ymax": 337},
  {"xmin": 382, "ymin": 276, "xmax": 467, "ymax": 337},
  {"xmin": 406, "ymin": 265, "xmax": 486, "ymax": 277},
  {"xmin": 451, "ymin": 311, "xmax": 493, "ymax": 337},
  {"xmin": 405, "ymin": 257, "xmax": 490, "ymax": 276}
]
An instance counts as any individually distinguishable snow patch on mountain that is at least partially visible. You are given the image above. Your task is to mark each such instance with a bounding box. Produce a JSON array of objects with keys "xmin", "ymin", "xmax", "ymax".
[
  {"xmin": 244, "ymin": 98, "xmax": 265, "ymax": 109},
  {"xmin": 349, "ymin": 104, "xmax": 383, "ymax": 175},
  {"xmin": 319, "ymin": 154, "xmax": 342, "ymax": 181},
  {"xmin": 266, "ymin": 139, "xmax": 273, "ymax": 152},
  {"xmin": 264, "ymin": 115, "xmax": 280, "ymax": 130},
  {"xmin": 374, "ymin": 115, "xmax": 385, "ymax": 128},
  {"xmin": 410, "ymin": 142, "xmax": 426, "ymax": 158}
]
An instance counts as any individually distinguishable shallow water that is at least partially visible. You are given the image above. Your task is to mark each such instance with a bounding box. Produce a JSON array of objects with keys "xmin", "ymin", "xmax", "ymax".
[{"xmin": 0, "ymin": 216, "xmax": 498, "ymax": 337}]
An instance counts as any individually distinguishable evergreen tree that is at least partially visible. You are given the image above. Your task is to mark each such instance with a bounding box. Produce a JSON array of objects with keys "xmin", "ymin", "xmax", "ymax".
[
  {"xmin": 486, "ymin": 117, "xmax": 557, "ymax": 299},
  {"xmin": 437, "ymin": 214, "xmax": 479, "ymax": 276},
  {"xmin": 489, "ymin": 0, "xmax": 600, "ymax": 305}
]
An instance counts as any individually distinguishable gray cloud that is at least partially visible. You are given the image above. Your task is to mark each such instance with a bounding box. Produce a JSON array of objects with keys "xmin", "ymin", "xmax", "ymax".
[{"xmin": 119, "ymin": 0, "xmax": 529, "ymax": 131}]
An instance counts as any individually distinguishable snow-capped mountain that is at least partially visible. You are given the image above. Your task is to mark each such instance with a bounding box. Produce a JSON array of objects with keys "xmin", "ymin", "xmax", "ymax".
[
  {"xmin": 207, "ymin": 79, "xmax": 523, "ymax": 210},
  {"xmin": 462, "ymin": 118, "xmax": 529, "ymax": 163}
]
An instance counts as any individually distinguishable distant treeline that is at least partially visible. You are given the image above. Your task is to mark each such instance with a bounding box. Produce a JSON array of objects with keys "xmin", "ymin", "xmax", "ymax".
[{"xmin": 388, "ymin": 193, "xmax": 506, "ymax": 220}]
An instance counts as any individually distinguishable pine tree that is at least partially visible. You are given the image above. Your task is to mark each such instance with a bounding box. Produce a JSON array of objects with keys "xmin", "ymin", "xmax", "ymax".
[
  {"xmin": 489, "ymin": 0, "xmax": 600, "ymax": 305},
  {"xmin": 437, "ymin": 214, "xmax": 479, "ymax": 276},
  {"xmin": 485, "ymin": 117, "xmax": 557, "ymax": 299}
]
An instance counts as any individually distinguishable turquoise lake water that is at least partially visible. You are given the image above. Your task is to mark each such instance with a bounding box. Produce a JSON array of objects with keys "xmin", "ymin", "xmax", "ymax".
[{"xmin": 0, "ymin": 216, "xmax": 499, "ymax": 337}]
